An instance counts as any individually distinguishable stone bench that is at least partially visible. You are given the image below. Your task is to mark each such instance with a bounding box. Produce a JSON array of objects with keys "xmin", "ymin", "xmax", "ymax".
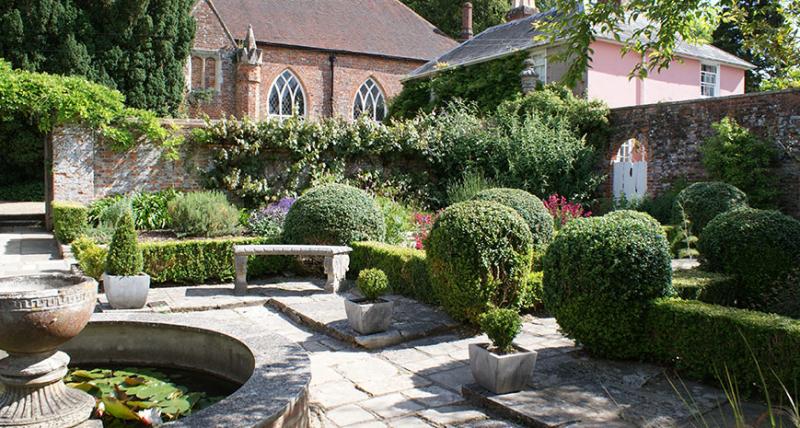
[{"xmin": 233, "ymin": 245, "xmax": 352, "ymax": 295}]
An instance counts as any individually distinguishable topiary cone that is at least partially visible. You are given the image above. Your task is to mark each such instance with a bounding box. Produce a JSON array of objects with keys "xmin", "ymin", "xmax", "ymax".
[{"xmin": 105, "ymin": 210, "xmax": 143, "ymax": 276}]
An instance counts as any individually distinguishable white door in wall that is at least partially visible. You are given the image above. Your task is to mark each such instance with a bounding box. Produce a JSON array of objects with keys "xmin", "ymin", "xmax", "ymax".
[{"xmin": 612, "ymin": 139, "xmax": 647, "ymax": 200}]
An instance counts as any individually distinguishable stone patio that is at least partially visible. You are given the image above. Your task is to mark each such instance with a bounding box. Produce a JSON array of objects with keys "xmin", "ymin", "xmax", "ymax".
[{"xmin": 0, "ymin": 225, "xmax": 71, "ymax": 277}]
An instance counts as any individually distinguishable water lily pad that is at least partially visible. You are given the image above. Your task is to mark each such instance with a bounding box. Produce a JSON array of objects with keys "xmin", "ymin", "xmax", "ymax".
[{"xmin": 101, "ymin": 397, "xmax": 139, "ymax": 421}]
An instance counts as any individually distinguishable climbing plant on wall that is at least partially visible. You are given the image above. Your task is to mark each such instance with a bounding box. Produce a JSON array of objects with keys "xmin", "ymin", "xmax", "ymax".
[{"xmin": 389, "ymin": 51, "xmax": 529, "ymax": 120}]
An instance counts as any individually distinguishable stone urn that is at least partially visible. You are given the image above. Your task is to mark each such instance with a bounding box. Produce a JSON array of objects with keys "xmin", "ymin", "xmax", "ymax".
[
  {"xmin": 344, "ymin": 298, "xmax": 393, "ymax": 335},
  {"xmin": 0, "ymin": 273, "xmax": 98, "ymax": 428},
  {"xmin": 469, "ymin": 343, "xmax": 537, "ymax": 394}
]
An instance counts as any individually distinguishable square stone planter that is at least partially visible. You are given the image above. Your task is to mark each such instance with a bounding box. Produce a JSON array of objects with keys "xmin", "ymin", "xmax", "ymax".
[
  {"xmin": 344, "ymin": 298, "xmax": 393, "ymax": 335},
  {"xmin": 469, "ymin": 343, "xmax": 537, "ymax": 394},
  {"xmin": 103, "ymin": 273, "xmax": 150, "ymax": 310}
]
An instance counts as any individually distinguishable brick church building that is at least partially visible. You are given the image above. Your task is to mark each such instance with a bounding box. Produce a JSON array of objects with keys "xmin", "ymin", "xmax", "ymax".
[{"xmin": 187, "ymin": 0, "xmax": 457, "ymax": 121}]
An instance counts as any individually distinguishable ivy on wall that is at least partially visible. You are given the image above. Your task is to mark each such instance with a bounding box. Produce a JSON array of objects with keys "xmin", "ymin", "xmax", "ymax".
[{"xmin": 389, "ymin": 51, "xmax": 530, "ymax": 120}]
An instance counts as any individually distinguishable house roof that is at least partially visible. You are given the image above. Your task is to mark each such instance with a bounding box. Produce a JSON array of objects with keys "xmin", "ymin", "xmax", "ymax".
[
  {"xmin": 407, "ymin": 10, "xmax": 755, "ymax": 79},
  {"xmin": 208, "ymin": 0, "xmax": 459, "ymax": 61}
]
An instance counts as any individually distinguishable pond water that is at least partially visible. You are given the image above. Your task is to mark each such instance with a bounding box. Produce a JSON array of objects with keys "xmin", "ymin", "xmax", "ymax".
[{"xmin": 66, "ymin": 364, "xmax": 240, "ymax": 427}]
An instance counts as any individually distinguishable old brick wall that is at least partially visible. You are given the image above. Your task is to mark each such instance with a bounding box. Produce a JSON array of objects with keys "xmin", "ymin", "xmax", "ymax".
[{"xmin": 608, "ymin": 89, "xmax": 800, "ymax": 216}]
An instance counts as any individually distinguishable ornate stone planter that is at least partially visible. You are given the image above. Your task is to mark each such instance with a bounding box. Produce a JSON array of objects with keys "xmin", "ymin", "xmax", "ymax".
[
  {"xmin": 103, "ymin": 273, "xmax": 150, "ymax": 309},
  {"xmin": 469, "ymin": 343, "xmax": 537, "ymax": 394},
  {"xmin": 344, "ymin": 298, "xmax": 393, "ymax": 335},
  {"xmin": 0, "ymin": 273, "xmax": 98, "ymax": 428}
]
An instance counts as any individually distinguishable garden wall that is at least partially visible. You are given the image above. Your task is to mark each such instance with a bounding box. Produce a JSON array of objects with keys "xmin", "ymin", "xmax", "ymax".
[
  {"xmin": 608, "ymin": 88, "xmax": 800, "ymax": 216},
  {"xmin": 50, "ymin": 120, "xmax": 213, "ymax": 205}
]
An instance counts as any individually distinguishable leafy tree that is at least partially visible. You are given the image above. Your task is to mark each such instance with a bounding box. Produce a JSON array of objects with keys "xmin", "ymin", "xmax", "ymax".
[
  {"xmin": 400, "ymin": 0, "xmax": 509, "ymax": 39},
  {"xmin": 0, "ymin": 0, "xmax": 196, "ymax": 115},
  {"xmin": 713, "ymin": 0, "xmax": 800, "ymax": 92}
]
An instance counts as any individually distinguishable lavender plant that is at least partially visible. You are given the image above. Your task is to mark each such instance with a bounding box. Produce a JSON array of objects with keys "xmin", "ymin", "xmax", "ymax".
[{"xmin": 248, "ymin": 197, "xmax": 296, "ymax": 238}]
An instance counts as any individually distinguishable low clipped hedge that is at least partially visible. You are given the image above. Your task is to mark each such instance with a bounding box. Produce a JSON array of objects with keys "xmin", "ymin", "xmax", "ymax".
[
  {"xmin": 672, "ymin": 181, "xmax": 748, "ymax": 234},
  {"xmin": 543, "ymin": 214, "xmax": 673, "ymax": 358},
  {"xmin": 472, "ymin": 188, "xmax": 554, "ymax": 250},
  {"xmin": 350, "ymin": 242, "xmax": 434, "ymax": 304},
  {"xmin": 646, "ymin": 298, "xmax": 800, "ymax": 400},
  {"xmin": 52, "ymin": 201, "xmax": 88, "ymax": 243},
  {"xmin": 74, "ymin": 236, "xmax": 287, "ymax": 284},
  {"xmin": 672, "ymin": 268, "xmax": 737, "ymax": 305},
  {"xmin": 427, "ymin": 201, "xmax": 533, "ymax": 323},
  {"xmin": 283, "ymin": 184, "xmax": 385, "ymax": 245},
  {"xmin": 699, "ymin": 208, "xmax": 800, "ymax": 315}
]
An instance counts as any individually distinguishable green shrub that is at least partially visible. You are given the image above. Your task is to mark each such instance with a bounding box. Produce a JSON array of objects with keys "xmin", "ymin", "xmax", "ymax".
[
  {"xmin": 52, "ymin": 201, "xmax": 88, "ymax": 243},
  {"xmin": 88, "ymin": 190, "xmax": 179, "ymax": 231},
  {"xmin": 672, "ymin": 268, "xmax": 737, "ymax": 305},
  {"xmin": 646, "ymin": 298, "xmax": 800, "ymax": 400},
  {"xmin": 0, "ymin": 181, "xmax": 44, "ymax": 202},
  {"xmin": 604, "ymin": 210, "xmax": 662, "ymax": 232},
  {"xmin": 357, "ymin": 269, "xmax": 390, "ymax": 301},
  {"xmin": 105, "ymin": 210, "xmax": 143, "ymax": 276},
  {"xmin": 472, "ymin": 188, "xmax": 554, "ymax": 250},
  {"xmin": 168, "ymin": 191, "xmax": 240, "ymax": 238},
  {"xmin": 542, "ymin": 216, "xmax": 673, "ymax": 358},
  {"xmin": 520, "ymin": 271, "xmax": 544, "ymax": 311},
  {"xmin": 701, "ymin": 117, "xmax": 780, "ymax": 208},
  {"xmin": 672, "ymin": 182, "xmax": 748, "ymax": 234},
  {"xmin": 637, "ymin": 178, "xmax": 689, "ymax": 225},
  {"xmin": 71, "ymin": 238, "xmax": 107, "ymax": 280},
  {"xmin": 478, "ymin": 308, "xmax": 522, "ymax": 354},
  {"xmin": 698, "ymin": 208, "xmax": 800, "ymax": 315},
  {"xmin": 427, "ymin": 201, "xmax": 533, "ymax": 323},
  {"xmin": 350, "ymin": 242, "xmax": 434, "ymax": 304},
  {"xmin": 446, "ymin": 170, "xmax": 498, "ymax": 205},
  {"xmin": 376, "ymin": 196, "xmax": 414, "ymax": 246},
  {"xmin": 283, "ymin": 184, "xmax": 386, "ymax": 245}
]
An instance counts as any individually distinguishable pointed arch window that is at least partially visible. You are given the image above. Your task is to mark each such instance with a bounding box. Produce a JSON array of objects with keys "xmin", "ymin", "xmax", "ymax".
[
  {"xmin": 268, "ymin": 70, "xmax": 306, "ymax": 120},
  {"xmin": 353, "ymin": 78, "xmax": 386, "ymax": 122}
]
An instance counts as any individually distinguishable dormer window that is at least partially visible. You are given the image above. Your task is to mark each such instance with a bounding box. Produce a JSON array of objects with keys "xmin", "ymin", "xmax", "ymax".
[{"xmin": 700, "ymin": 63, "xmax": 719, "ymax": 97}]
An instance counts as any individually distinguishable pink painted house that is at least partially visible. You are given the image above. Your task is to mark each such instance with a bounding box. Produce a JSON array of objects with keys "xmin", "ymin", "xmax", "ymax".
[{"xmin": 406, "ymin": 0, "xmax": 755, "ymax": 108}]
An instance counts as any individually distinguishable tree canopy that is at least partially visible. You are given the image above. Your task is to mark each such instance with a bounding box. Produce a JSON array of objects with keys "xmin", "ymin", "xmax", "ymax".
[
  {"xmin": 400, "ymin": 0, "xmax": 509, "ymax": 39},
  {"xmin": 0, "ymin": 0, "xmax": 196, "ymax": 115}
]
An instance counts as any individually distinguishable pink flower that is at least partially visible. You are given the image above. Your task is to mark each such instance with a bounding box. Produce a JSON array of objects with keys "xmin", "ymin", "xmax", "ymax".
[{"xmin": 543, "ymin": 194, "xmax": 590, "ymax": 230}]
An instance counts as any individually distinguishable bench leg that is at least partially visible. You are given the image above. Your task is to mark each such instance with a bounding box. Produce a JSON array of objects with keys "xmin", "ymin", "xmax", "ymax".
[
  {"xmin": 324, "ymin": 254, "xmax": 350, "ymax": 293},
  {"xmin": 234, "ymin": 255, "xmax": 249, "ymax": 296}
]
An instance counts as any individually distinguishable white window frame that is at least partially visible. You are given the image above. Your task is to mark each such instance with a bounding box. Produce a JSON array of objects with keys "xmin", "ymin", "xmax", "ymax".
[
  {"xmin": 187, "ymin": 49, "xmax": 223, "ymax": 92},
  {"xmin": 700, "ymin": 62, "xmax": 720, "ymax": 97},
  {"xmin": 352, "ymin": 77, "xmax": 387, "ymax": 122},
  {"xmin": 267, "ymin": 69, "xmax": 307, "ymax": 120},
  {"xmin": 530, "ymin": 49, "xmax": 547, "ymax": 84}
]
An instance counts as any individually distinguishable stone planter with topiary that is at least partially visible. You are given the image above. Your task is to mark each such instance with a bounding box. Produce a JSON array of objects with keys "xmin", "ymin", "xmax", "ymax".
[
  {"xmin": 469, "ymin": 308, "xmax": 537, "ymax": 394},
  {"xmin": 345, "ymin": 268, "xmax": 393, "ymax": 335},
  {"xmin": 103, "ymin": 210, "xmax": 150, "ymax": 309}
]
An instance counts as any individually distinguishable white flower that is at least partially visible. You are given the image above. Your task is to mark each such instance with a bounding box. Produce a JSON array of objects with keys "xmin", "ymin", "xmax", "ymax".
[
  {"xmin": 137, "ymin": 408, "xmax": 163, "ymax": 427},
  {"xmin": 95, "ymin": 401, "xmax": 105, "ymax": 417}
]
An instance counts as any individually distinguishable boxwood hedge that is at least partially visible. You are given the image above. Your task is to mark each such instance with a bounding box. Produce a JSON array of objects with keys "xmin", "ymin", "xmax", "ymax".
[
  {"xmin": 350, "ymin": 241, "xmax": 434, "ymax": 304},
  {"xmin": 472, "ymin": 188, "xmax": 554, "ymax": 250},
  {"xmin": 672, "ymin": 181, "xmax": 748, "ymax": 234},
  {"xmin": 52, "ymin": 201, "xmax": 88, "ymax": 243}
]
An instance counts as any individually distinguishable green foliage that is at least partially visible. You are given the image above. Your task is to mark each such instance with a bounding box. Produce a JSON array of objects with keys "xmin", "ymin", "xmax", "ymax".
[
  {"xmin": 698, "ymin": 207, "xmax": 800, "ymax": 315},
  {"xmin": 602, "ymin": 209, "xmax": 662, "ymax": 232},
  {"xmin": 542, "ymin": 215, "xmax": 673, "ymax": 358},
  {"xmin": 350, "ymin": 242, "xmax": 434, "ymax": 304},
  {"xmin": 427, "ymin": 201, "xmax": 534, "ymax": 323},
  {"xmin": 357, "ymin": 268, "xmax": 390, "ymax": 301},
  {"xmin": 478, "ymin": 308, "xmax": 522, "ymax": 354},
  {"xmin": 105, "ymin": 210, "xmax": 143, "ymax": 276},
  {"xmin": 672, "ymin": 268, "xmax": 737, "ymax": 304},
  {"xmin": 376, "ymin": 196, "xmax": 414, "ymax": 246},
  {"xmin": 167, "ymin": 191, "xmax": 240, "ymax": 238},
  {"xmin": 520, "ymin": 271, "xmax": 545, "ymax": 311},
  {"xmin": 52, "ymin": 201, "xmax": 88, "ymax": 243},
  {"xmin": 672, "ymin": 181, "xmax": 748, "ymax": 234},
  {"xmin": 0, "ymin": 0, "xmax": 196, "ymax": 115},
  {"xmin": 283, "ymin": 184, "xmax": 386, "ymax": 245},
  {"xmin": 0, "ymin": 60, "xmax": 182, "ymax": 154},
  {"xmin": 0, "ymin": 182, "xmax": 44, "ymax": 202},
  {"xmin": 646, "ymin": 298, "xmax": 800, "ymax": 401},
  {"xmin": 472, "ymin": 188, "xmax": 555, "ymax": 250},
  {"xmin": 636, "ymin": 178, "xmax": 689, "ymax": 224},
  {"xmin": 446, "ymin": 170, "xmax": 498, "ymax": 205},
  {"xmin": 71, "ymin": 236, "xmax": 107, "ymax": 280},
  {"xmin": 0, "ymin": 115, "xmax": 44, "ymax": 195},
  {"xmin": 701, "ymin": 117, "xmax": 780, "ymax": 208},
  {"xmin": 129, "ymin": 189, "xmax": 181, "ymax": 230},
  {"xmin": 65, "ymin": 367, "xmax": 221, "ymax": 425},
  {"xmin": 399, "ymin": 0, "xmax": 510, "ymax": 39},
  {"xmin": 389, "ymin": 52, "xmax": 529, "ymax": 120}
]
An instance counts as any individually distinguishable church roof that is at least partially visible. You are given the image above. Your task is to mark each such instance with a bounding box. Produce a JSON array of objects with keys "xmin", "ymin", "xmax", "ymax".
[
  {"xmin": 209, "ymin": 0, "xmax": 458, "ymax": 61},
  {"xmin": 408, "ymin": 10, "xmax": 754, "ymax": 79}
]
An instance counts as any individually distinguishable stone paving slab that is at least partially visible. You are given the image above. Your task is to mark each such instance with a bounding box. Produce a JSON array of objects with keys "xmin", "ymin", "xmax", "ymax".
[
  {"xmin": 0, "ymin": 225, "xmax": 71, "ymax": 277},
  {"xmin": 461, "ymin": 348, "xmax": 738, "ymax": 428}
]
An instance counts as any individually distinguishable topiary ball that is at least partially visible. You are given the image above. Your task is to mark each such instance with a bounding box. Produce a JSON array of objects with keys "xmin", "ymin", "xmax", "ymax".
[
  {"xmin": 478, "ymin": 308, "xmax": 521, "ymax": 354},
  {"xmin": 698, "ymin": 207, "xmax": 800, "ymax": 314},
  {"xmin": 672, "ymin": 182, "xmax": 748, "ymax": 234},
  {"xmin": 426, "ymin": 201, "xmax": 533, "ymax": 323},
  {"xmin": 605, "ymin": 210, "xmax": 662, "ymax": 232},
  {"xmin": 542, "ymin": 216, "xmax": 672, "ymax": 358},
  {"xmin": 472, "ymin": 188, "xmax": 554, "ymax": 250},
  {"xmin": 357, "ymin": 268, "xmax": 390, "ymax": 301},
  {"xmin": 282, "ymin": 184, "xmax": 385, "ymax": 245}
]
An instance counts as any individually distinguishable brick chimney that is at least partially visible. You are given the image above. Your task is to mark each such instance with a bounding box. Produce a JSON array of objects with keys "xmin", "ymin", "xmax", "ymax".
[
  {"xmin": 460, "ymin": 2, "xmax": 474, "ymax": 42},
  {"xmin": 506, "ymin": 0, "xmax": 538, "ymax": 21},
  {"xmin": 236, "ymin": 24, "xmax": 263, "ymax": 119}
]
